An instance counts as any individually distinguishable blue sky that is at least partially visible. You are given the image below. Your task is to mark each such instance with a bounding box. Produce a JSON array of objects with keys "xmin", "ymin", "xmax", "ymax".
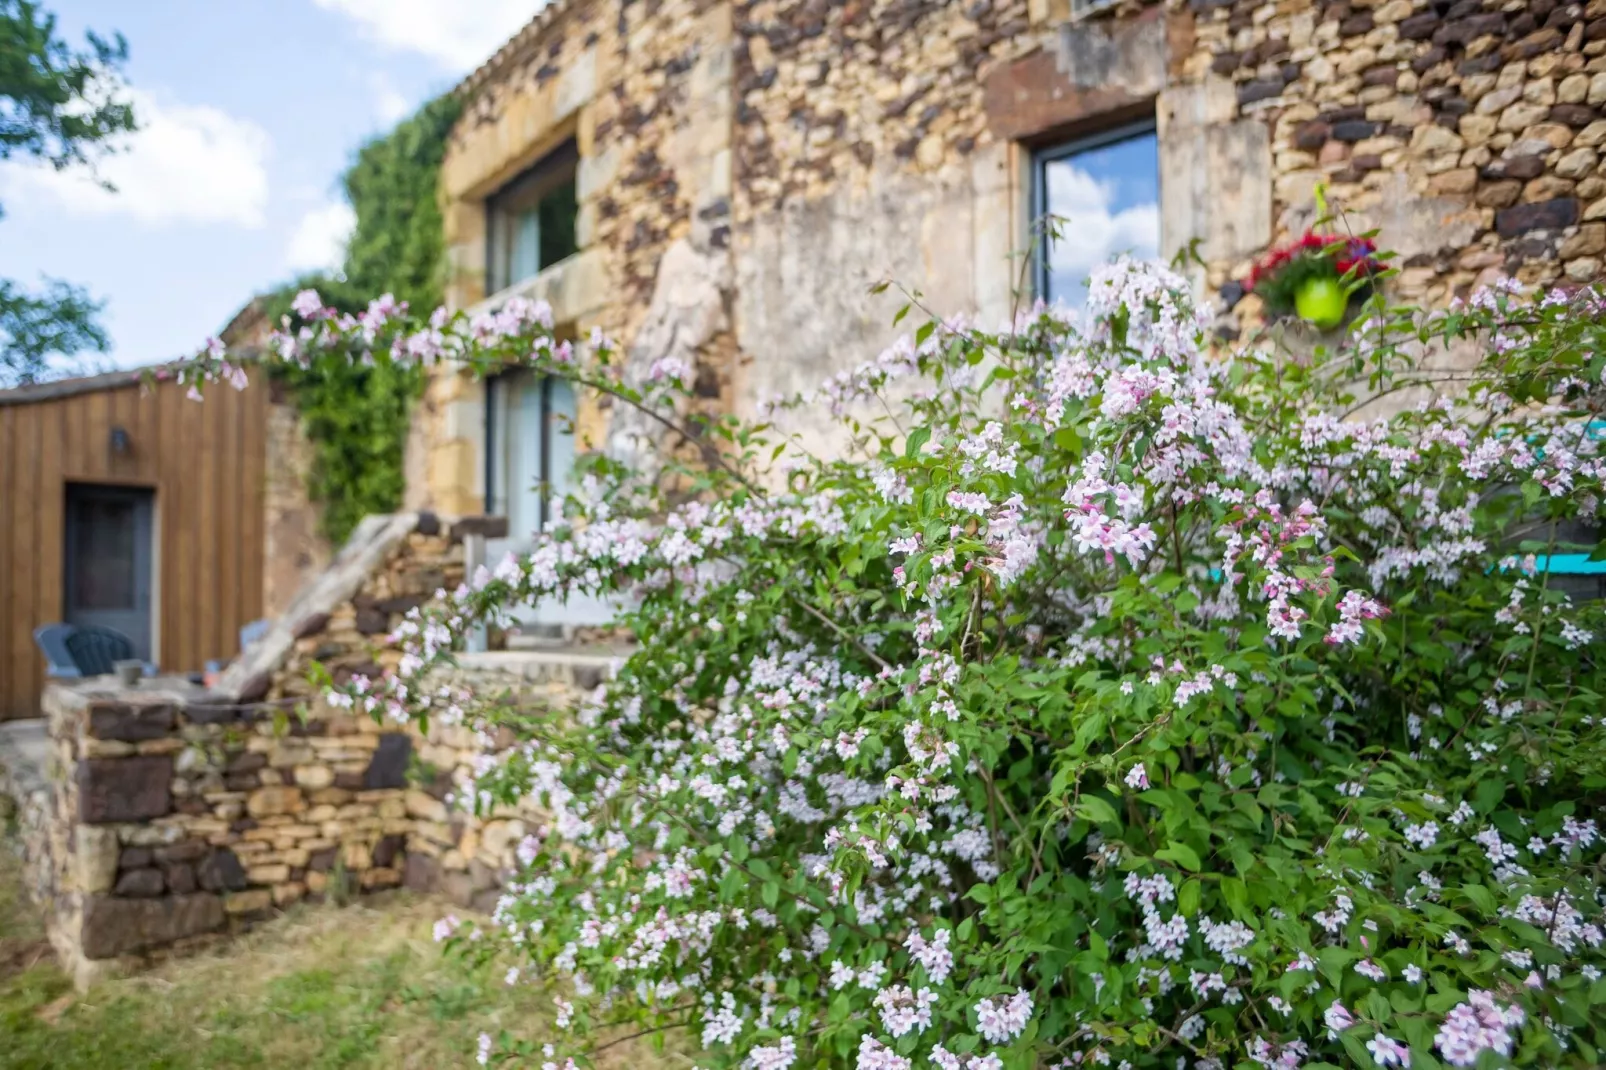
[{"xmin": 0, "ymin": 1, "xmax": 540, "ymax": 372}]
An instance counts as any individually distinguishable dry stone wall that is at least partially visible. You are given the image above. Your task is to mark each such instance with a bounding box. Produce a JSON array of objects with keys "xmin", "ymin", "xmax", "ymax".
[
  {"xmin": 35, "ymin": 679, "xmax": 414, "ymax": 983},
  {"xmin": 4, "ymin": 512, "xmax": 609, "ymax": 984}
]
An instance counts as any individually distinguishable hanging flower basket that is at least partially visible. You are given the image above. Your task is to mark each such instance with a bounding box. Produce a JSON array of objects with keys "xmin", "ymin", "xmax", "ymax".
[{"xmin": 1246, "ymin": 230, "xmax": 1381, "ymax": 331}]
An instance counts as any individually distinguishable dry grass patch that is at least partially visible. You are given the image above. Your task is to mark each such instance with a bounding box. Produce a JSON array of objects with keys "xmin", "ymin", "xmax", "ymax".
[{"xmin": 0, "ymin": 839, "xmax": 688, "ymax": 1069}]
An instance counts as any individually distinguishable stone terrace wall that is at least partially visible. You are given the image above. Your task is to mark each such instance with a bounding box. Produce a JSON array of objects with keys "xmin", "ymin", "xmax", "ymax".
[
  {"xmin": 3, "ymin": 511, "xmax": 618, "ymax": 984},
  {"xmin": 33, "ymin": 678, "xmax": 416, "ymax": 985}
]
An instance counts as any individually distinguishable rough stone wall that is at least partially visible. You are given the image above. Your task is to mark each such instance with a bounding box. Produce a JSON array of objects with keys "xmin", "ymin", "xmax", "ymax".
[
  {"xmin": 262, "ymin": 387, "xmax": 331, "ymax": 620},
  {"xmin": 220, "ymin": 306, "xmax": 329, "ymax": 620},
  {"xmin": 402, "ymin": 648, "xmax": 616, "ymax": 911},
  {"xmin": 421, "ymin": 0, "xmax": 737, "ymax": 516},
  {"xmin": 34, "ymin": 680, "xmax": 415, "ymax": 985},
  {"xmin": 420, "ymin": 0, "xmax": 1606, "ymax": 498},
  {"xmin": 728, "ymin": 0, "xmax": 1035, "ymax": 452},
  {"xmin": 1180, "ymin": 0, "xmax": 1606, "ymax": 317},
  {"xmin": 2, "ymin": 511, "xmax": 612, "ymax": 982}
]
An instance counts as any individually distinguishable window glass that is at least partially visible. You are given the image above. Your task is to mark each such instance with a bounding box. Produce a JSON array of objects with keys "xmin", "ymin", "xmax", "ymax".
[
  {"xmin": 487, "ymin": 140, "xmax": 579, "ymax": 294},
  {"xmin": 1036, "ymin": 126, "xmax": 1161, "ymax": 308}
]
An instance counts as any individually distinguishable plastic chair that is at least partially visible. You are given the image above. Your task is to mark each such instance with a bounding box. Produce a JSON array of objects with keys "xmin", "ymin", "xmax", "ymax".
[
  {"xmin": 239, "ymin": 618, "xmax": 270, "ymax": 649},
  {"xmin": 63, "ymin": 626, "xmax": 138, "ymax": 678},
  {"xmin": 33, "ymin": 624, "xmax": 82, "ymax": 679}
]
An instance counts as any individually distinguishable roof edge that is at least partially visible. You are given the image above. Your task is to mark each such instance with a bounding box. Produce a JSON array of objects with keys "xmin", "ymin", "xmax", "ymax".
[
  {"xmin": 452, "ymin": 0, "xmax": 585, "ymax": 101},
  {"xmin": 0, "ymin": 347, "xmax": 269, "ymax": 408}
]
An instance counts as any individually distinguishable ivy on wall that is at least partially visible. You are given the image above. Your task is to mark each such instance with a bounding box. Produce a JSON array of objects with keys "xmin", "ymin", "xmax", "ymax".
[{"xmin": 265, "ymin": 93, "xmax": 462, "ymax": 544}]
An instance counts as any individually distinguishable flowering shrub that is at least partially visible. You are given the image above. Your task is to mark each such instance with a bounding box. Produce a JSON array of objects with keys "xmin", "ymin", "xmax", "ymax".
[{"xmin": 195, "ymin": 262, "xmax": 1606, "ymax": 1070}]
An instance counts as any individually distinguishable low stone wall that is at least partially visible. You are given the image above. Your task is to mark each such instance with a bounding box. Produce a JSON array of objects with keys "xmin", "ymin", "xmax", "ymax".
[
  {"xmin": 0, "ymin": 510, "xmax": 623, "ymax": 984},
  {"xmin": 35, "ymin": 679, "xmax": 416, "ymax": 984},
  {"xmin": 404, "ymin": 648, "xmax": 620, "ymax": 911}
]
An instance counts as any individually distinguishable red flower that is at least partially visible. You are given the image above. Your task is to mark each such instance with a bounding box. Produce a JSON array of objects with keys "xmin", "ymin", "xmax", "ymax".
[{"xmin": 1244, "ymin": 230, "xmax": 1380, "ymax": 316}]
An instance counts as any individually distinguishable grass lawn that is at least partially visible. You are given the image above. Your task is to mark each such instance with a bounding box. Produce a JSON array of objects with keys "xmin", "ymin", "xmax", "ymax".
[{"xmin": 0, "ymin": 834, "xmax": 679, "ymax": 1069}]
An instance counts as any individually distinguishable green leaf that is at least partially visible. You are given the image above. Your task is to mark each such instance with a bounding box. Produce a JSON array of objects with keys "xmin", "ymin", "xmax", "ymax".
[
  {"xmin": 1075, "ymin": 796, "xmax": 1120, "ymax": 825},
  {"xmin": 905, "ymin": 426, "xmax": 931, "ymax": 458},
  {"xmin": 1156, "ymin": 841, "xmax": 1202, "ymax": 872}
]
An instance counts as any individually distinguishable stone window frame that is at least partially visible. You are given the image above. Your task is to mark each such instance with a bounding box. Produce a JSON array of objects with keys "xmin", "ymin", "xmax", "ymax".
[
  {"xmin": 1028, "ymin": 116, "xmax": 1160, "ymax": 302},
  {"xmin": 483, "ymin": 137, "xmax": 581, "ymax": 299}
]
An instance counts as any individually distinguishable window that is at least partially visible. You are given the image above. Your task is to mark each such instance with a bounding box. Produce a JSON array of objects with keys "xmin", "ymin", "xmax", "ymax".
[
  {"xmin": 1033, "ymin": 122, "xmax": 1161, "ymax": 308},
  {"xmin": 482, "ymin": 367, "xmax": 615, "ymax": 635},
  {"xmin": 485, "ymin": 369, "xmax": 577, "ymax": 541},
  {"xmin": 486, "ymin": 139, "xmax": 580, "ymax": 295}
]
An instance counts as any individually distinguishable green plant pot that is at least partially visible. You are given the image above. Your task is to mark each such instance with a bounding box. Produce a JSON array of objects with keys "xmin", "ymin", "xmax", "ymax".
[{"xmin": 1294, "ymin": 276, "xmax": 1349, "ymax": 330}]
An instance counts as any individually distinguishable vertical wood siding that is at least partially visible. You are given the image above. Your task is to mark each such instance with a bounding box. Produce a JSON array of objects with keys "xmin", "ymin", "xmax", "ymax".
[{"xmin": 0, "ymin": 377, "xmax": 267, "ymax": 719}]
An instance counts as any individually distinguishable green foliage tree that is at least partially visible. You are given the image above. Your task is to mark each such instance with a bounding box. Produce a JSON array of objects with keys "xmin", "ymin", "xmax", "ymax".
[
  {"xmin": 0, "ymin": 0, "xmax": 135, "ymax": 385},
  {"xmin": 264, "ymin": 93, "xmax": 463, "ymax": 544}
]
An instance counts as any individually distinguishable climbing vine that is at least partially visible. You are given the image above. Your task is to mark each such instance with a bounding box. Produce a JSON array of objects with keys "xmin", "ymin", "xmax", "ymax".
[{"xmin": 264, "ymin": 93, "xmax": 461, "ymax": 543}]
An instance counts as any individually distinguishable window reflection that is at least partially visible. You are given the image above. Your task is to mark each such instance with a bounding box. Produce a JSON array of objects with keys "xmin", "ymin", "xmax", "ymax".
[{"xmin": 1035, "ymin": 127, "xmax": 1161, "ymax": 309}]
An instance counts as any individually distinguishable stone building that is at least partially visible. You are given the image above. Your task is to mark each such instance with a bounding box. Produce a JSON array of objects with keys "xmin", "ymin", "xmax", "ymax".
[{"xmin": 408, "ymin": 0, "xmax": 1606, "ymax": 604}]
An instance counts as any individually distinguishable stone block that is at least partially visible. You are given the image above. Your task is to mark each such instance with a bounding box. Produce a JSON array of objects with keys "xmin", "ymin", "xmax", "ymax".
[
  {"xmin": 1478, "ymin": 181, "xmax": 1524, "ymax": 208},
  {"xmin": 354, "ymin": 607, "xmax": 389, "ymax": 634},
  {"xmin": 1500, "ymin": 102, "xmax": 1553, "ymax": 132},
  {"xmin": 246, "ymin": 863, "xmax": 291, "ymax": 885},
  {"xmin": 405, "ymin": 789, "xmax": 448, "ymax": 823},
  {"xmin": 154, "ymin": 839, "xmax": 208, "ymax": 865},
  {"xmin": 81, "ymin": 893, "xmax": 224, "ymax": 959},
  {"xmin": 88, "ymin": 702, "xmax": 176, "ymax": 742},
  {"xmin": 197, "ymin": 848, "xmax": 249, "ymax": 892},
  {"xmin": 361, "ymin": 867, "xmax": 401, "ymax": 890},
  {"xmin": 1332, "ymin": 119, "xmax": 1381, "ymax": 141},
  {"xmin": 73, "ymin": 825, "xmax": 120, "ymax": 894},
  {"xmin": 984, "ymin": 17, "xmax": 1166, "ymax": 142},
  {"xmin": 164, "ymin": 862, "xmax": 197, "ymax": 895},
  {"xmin": 1428, "ymin": 168, "xmax": 1478, "ymax": 195},
  {"xmin": 1552, "ymin": 103, "xmax": 1599, "ymax": 127},
  {"xmin": 362, "ymin": 734, "xmax": 412, "ymax": 790},
  {"xmin": 273, "ymin": 882, "xmax": 306, "ymax": 906},
  {"xmin": 76, "ymin": 756, "xmax": 173, "ymax": 823},
  {"xmin": 114, "ymin": 868, "xmax": 166, "ymax": 898},
  {"xmin": 1497, "ymin": 198, "xmax": 1582, "ymax": 236},
  {"xmin": 370, "ymin": 833, "xmax": 404, "ymax": 869},
  {"xmin": 293, "ymin": 765, "xmax": 335, "ymax": 790},
  {"xmin": 119, "ymin": 846, "xmax": 153, "ymax": 869},
  {"xmin": 224, "ymin": 889, "xmax": 273, "ymax": 915},
  {"xmin": 1566, "ymin": 255, "xmax": 1603, "ymax": 279},
  {"xmin": 268, "ymin": 740, "xmax": 315, "ymax": 768},
  {"xmin": 1561, "ymin": 222, "xmax": 1606, "ymax": 257},
  {"xmin": 342, "ymin": 842, "xmax": 372, "ymax": 871},
  {"xmin": 247, "ymin": 785, "xmax": 305, "ymax": 818},
  {"xmin": 449, "ymin": 516, "xmax": 509, "ymax": 541},
  {"xmin": 403, "ymin": 851, "xmax": 439, "ymax": 893},
  {"xmin": 1558, "ymin": 147, "xmax": 1599, "ymax": 178}
]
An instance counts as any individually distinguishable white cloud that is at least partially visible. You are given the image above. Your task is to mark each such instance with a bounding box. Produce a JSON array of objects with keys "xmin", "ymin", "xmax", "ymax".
[
  {"xmin": 1043, "ymin": 162, "xmax": 1161, "ymax": 304},
  {"xmin": 314, "ymin": 0, "xmax": 545, "ymax": 70},
  {"xmin": 370, "ymin": 74, "xmax": 412, "ymax": 126},
  {"xmin": 0, "ymin": 87, "xmax": 270, "ymax": 228},
  {"xmin": 285, "ymin": 200, "xmax": 356, "ymax": 272}
]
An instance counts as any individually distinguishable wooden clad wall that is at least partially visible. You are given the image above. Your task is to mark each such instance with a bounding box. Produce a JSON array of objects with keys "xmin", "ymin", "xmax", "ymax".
[{"xmin": 0, "ymin": 376, "xmax": 268, "ymax": 719}]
